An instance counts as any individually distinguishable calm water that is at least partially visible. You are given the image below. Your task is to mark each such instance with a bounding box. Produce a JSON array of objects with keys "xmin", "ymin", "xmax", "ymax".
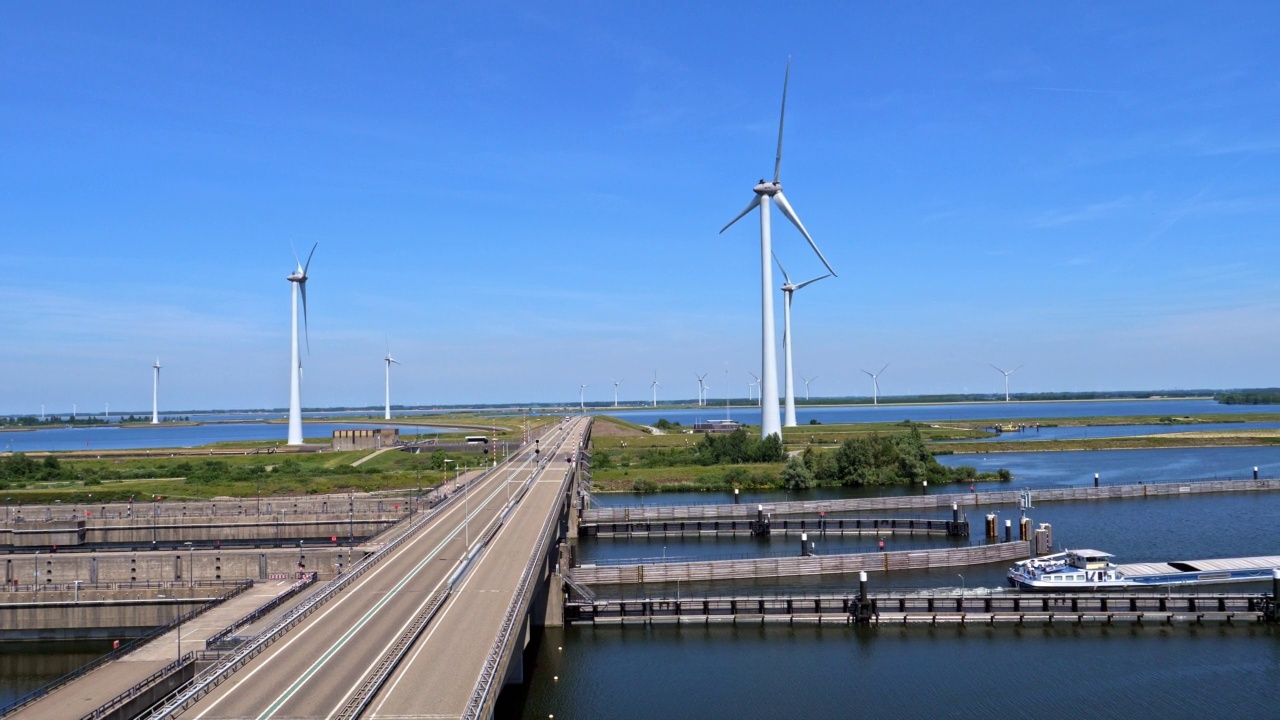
[
  {"xmin": 0, "ymin": 422, "xmax": 453, "ymax": 452},
  {"xmin": 511, "ymin": 445, "xmax": 1280, "ymax": 717},
  {"xmin": 0, "ymin": 642, "xmax": 114, "ymax": 707},
  {"xmin": 962, "ymin": 420, "xmax": 1280, "ymax": 442},
  {"xmin": 601, "ymin": 398, "xmax": 1280, "ymax": 426}
]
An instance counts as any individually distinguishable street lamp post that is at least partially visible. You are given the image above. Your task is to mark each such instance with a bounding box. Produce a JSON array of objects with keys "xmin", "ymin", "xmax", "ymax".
[{"xmin": 464, "ymin": 465, "xmax": 470, "ymax": 548}]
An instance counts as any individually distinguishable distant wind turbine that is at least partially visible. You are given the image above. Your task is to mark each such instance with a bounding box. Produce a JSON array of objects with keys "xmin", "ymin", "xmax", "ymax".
[
  {"xmin": 719, "ymin": 58, "xmax": 836, "ymax": 440},
  {"xmin": 696, "ymin": 373, "xmax": 709, "ymax": 406},
  {"xmin": 611, "ymin": 378, "xmax": 623, "ymax": 408},
  {"xmin": 747, "ymin": 371, "xmax": 760, "ymax": 405},
  {"xmin": 151, "ymin": 358, "xmax": 162, "ymax": 424},
  {"xmin": 579, "ymin": 383, "xmax": 590, "ymax": 413},
  {"xmin": 777, "ymin": 254, "xmax": 832, "ymax": 426},
  {"xmin": 861, "ymin": 363, "xmax": 889, "ymax": 405},
  {"xmin": 287, "ymin": 243, "xmax": 317, "ymax": 445},
  {"xmin": 990, "ymin": 363, "xmax": 1024, "ymax": 402},
  {"xmin": 384, "ymin": 340, "xmax": 401, "ymax": 420},
  {"xmin": 801, "ymin": 375, "xmax": 816, "ymax": 401},
  {"xmin": 650, "ymin": 373, "xmax": 661, "ymax": 408}
]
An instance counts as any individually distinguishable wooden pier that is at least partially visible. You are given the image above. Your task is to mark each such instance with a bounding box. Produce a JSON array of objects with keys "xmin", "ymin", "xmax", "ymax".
[
  {"xmin": 581, "ymin": 477, "xmax": 1280, "ymax": 525},
  {"xmin": 568, "ymin": 541, "xmax": 1028, "ymax": 585},
  {"xmin": 567, "ymin": 589, "xmax": 1277, "ymax": 626}
]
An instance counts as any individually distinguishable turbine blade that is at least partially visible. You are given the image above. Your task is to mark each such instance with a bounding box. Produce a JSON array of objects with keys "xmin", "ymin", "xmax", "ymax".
[
  {"xmin": 989, "ymin": 363, "xmax": 1007, "ymax": 374},
  {"xmin": 793, "ymin": 274, "xmax": 830, "ymax": 290},
  {"xmin": 861, "ymin": 369, "xmax": 873, "ymax": 377},
  {"xmin": 291, "ymin": 242, "xmax": 301, "ymax": 272},
  {"xmin": 773, "ymin": 57, "xmax": 791, "ymax": 184},
  {"xmin": 772, "ymin": 252, "xmax": 792, "ymax": 285},
  {"xmin": 1013, "ymin": 364, "xmax": 1024, "ymax": 374},
  {"xmin": 878, "ymin": 362, "xmax": 890, "ymax": 375},
  {"xmin": 303, "ymin": 242, "xmax": 318, "ymax": 275},
  {"xmin": 720, "ymin": 195, "xmax": 761, "ymax": 234},
  {"xmin": 300, "ymin": 281, "xmax": 310, "ymax": 353},
  {"xmin": 772, "ymin": 191, "xmax": 836, "ymax": 277}
]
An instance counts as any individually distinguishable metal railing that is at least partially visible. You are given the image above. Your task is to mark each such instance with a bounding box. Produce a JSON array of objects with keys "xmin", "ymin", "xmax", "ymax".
[
  {"xmin": 79, "ymin": 652, "xmax": 195, "ymax": 720},
  {"xmin": 205, "ymin": 573, "xmax": 319, "ymax": 650},
  {"xmin": 0, "ymin": 580, "xmax": 251, "ymax": 718}
]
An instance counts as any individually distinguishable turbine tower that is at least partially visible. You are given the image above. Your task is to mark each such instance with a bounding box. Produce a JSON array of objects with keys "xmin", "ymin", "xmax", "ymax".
[
  {"xmin": 720, "ymin": 59, "xmax": 836, "ymax": 440},
  {"xmin": 801, "ymin": 375, "xmax": 816, "ymax": 401},
  {"xmin": 650, "ymin": 373, "xmax": 661, "ymax": 408},
  {"xmin": 286, "ymin": 243, "xmax": 317, "ymax": 446},
  {"xmin": 990, "ymin": 363, "xmax": 1023, "ymax": 402},
  {"xmin": 747, "ymin": 372, "xmax": 760, "ymax": 404},
  {"xmin": 579, "ymin": 383, "xmax": 589, "ymax": 413},
  {"xmin": 696, "ymin": 373, "xmax": 708, "ymax": 406},
  {"xmin": 383, "ymin": 342, "xmax": 400, "ymax": 420},
  {"xmin": 611, "ymin": 379, "xmax": 623, "ymax": 408},
  {"xmin": 776, "ymin": 255, "xmax": 832, "ymax": 426},
  {"xmin": 151, "ymin": 358, "xmax": 161, "ymax": 424},
  {"xmin": 861, "ymin": 363, "xmax": 889, "ymax": 405}
]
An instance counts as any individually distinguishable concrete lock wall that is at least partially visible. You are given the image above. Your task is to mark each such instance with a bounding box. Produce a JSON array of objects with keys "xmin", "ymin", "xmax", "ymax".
[
  {"xmin": 0, "ymin": 588, "xmax": 213, "ymax": 641},
  {"xmin": 0, "ymin": 514, "xmax": 402, "ymax": 549},
  {"xmin": 0, "ymin": 547, "xmax": 370, "ymax": 585}
]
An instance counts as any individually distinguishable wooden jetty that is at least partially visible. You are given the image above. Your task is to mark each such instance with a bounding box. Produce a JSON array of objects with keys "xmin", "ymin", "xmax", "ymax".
[
  {"xmin": 580, "ymin": 477, "xmax": 1280, "ymax": 525},
  {"xmin": 567, "ymin": 589, "xmax": 1278, "ymax": 626},
  {"xmin": 568, "ymin": 541, "xmax": 1028, "ymax": 586}
]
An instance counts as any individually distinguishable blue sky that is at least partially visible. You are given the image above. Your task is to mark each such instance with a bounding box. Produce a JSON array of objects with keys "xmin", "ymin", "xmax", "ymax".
[{"xmin": 2, "ymin": 3, "xmax": 1279, "ymax": 413}]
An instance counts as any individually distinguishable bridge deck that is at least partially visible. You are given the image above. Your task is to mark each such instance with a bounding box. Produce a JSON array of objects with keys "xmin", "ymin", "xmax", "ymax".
[
  {"xmin": 11, "ymin": 579, "xmax": 298, "ymax": 720},
  {"xmin": 366, "ymin": 418, "xmax": 588, "ymax": 720}
]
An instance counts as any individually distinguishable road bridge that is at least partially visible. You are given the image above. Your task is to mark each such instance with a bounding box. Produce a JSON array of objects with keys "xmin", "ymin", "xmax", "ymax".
[{"xmin": 141, "ymin": 416, "xmax": 590, "ymax": 720}]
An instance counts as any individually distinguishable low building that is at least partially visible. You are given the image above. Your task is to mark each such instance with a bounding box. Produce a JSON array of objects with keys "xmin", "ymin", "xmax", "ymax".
[
  {"xmin": 692, "ymin": 419, "xmax": 742, "ymax": 434},
  {"xmin": 332, "ymin": 428, "xmax": 400, "ymax": 451}
]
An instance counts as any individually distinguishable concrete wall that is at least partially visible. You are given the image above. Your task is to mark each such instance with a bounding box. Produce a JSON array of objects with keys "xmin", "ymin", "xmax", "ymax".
[
  {"xmin": 0, "ymin": 546, "xmax": 371, "ymax": 585},
  {"xmin": 0, "ymin": 587, "xmax": 214, "ymax": 641},
  {"xmin": 0, "ymin": 514, "xmax": 401, "ymax": 549}
]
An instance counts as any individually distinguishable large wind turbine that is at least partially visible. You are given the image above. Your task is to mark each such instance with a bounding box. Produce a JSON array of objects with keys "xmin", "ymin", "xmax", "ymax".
[
  {"xmin": 801, "ymin": 375, "xmax": 816, "ymax": 401},
  {"xmin": 861, "ymin": 363, "xmax": 889, "ymax": 405},
  {"xmin": 650, "ymin": 373, "xmax": 661, "ymax": 408},
  {"xmin": 696, "ymin": 373, "xmax": 708, "ymax": 406},
  {"xmin": 286, "ymin": 244, "xmax": 317, "ymax": 446},
  {"xmin": 384, "ymin": 342, "xmax": 401, "ymax": 420},
  {"xmin": 720, "ymin": 59, "xmax": 836, "ymax": 440},
  {"xmin": 151, "ymin": 358, "xmax": 162, "ymax": 424},
  {"xmin": 990, "ymin": 363, "xmax": 1023, "ymax": 402},
  {"xmin": 579, "ymin": 383, "xmax": 589, "ymax": 413},
  {"xmin": 611, "ymin": 379, "xmax": 623, "ymax": 408},
  {"xmin": 777, "ymin": 255, "xmax": 831, "ymax": 426}
]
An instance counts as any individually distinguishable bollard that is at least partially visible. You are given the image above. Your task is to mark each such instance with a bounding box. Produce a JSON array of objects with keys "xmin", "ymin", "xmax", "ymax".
[
  {"xmin": 952, "ymin": 502, "xmax": 959, "ymax": 524},
  {"xmin": 1020, "ymin": 517, "xmax": 1032, "ymax": 542},
  {"xmin": 734, "ymin": 488, "xmax": 740, "ymax": 504},
  {"xmin": 800, "ymin": 532, "xmax": 808, "ymax": 557},
  {"xmin": 1274, "ymin": 569, "xmax": 1279, "ymax": 604},
  {"xmin": 757, "ymin": 504, "xmax": 764, "ymax": 524},
  {"xmin": 859, "ymin": 570, "xmax": 868, "ymax": 600},
  {"xmin": 922, "ymin": 480, "xmax": 928, "ymax": 495},
  {"xmin": 985, "ymin": 513, "xmax": 997, "ymax": 539},
  {"xmin": 1255, "ymin": 467, "xmax": 1260, "ymax": 480},
  {"xmin": 1094, "ymin": 473, "xmax": 1099, "ymax": 488},
  {"xmin": 1004, "ymin": 518, "xmax": 1012, "ymax": 542}
]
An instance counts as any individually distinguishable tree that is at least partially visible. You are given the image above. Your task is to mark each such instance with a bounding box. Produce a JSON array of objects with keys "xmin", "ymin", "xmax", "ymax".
[{"xmin": 781, "ymin": 456, "xmax": 814, "ymax": 491}]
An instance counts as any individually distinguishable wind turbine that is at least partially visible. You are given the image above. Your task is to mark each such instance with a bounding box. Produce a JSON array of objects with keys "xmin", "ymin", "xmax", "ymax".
[
  {"xmin": 747, "ymin": 371, "xmax": 760, "ymax": 405},
  {"xmin": 696, "ymin": 373, "xmax": 709, "ymax": 406},
  {"xmin": 151, "ymin": 358, "xmax": 162, "ymax": 424},
  {"xmin": 286, "ymin": 243, "xmax": 317, "ymax": 446},
  {"xmin": 801, "ymin": 375, "xmax": 816, "ymax": 401},
  {"xmin": 990, "ymin": 363, "xmax": 1023, "ymax": 402},
  {"xmin": 611, "ymin": 379, "xmax": 623, "ymax": 408},
  {"xmin": 776, "ymin": 255, "xmax": 832, "ymax": 426},
  {"xmin": 384, "ymin": 341, "xmax": 401, "ymax": 421},
  {"xmin": 579, "ymin": 383, "xmax": 589, "ymax": 413},
  {"xmin": 650, "ymin": 373, "xmax": 661, "ymax": 408},
  {"xmin": 861, "ymin": 363, "xmax": 889, "ymax": 405},
  {"xmin": 720, "ymin": 59, "xmax": 836, "ymax": 440}
]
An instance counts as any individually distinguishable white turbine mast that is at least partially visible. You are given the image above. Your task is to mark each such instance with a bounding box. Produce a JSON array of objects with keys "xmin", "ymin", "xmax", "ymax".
[
  {"xmin": 579, "ymin": 383, "xmax": 590, "ymax": 413},
  {"xmin": 384, "ymin": 338, "xmax": 401, "ymax": 421},
  {"xmin": 801, "ymin": 375, "xmax": 817, "ymax": 401},
  {"xmin": 747, "ymin": 371, "xmax": 760, "ymax": 405},
  {"xmin": 695, "ymin": 372, "xmax": 709, "ymax": 406},
  {"xmin": 151, "ymin": 357, "xmax": 162, "ymax": 424},
  {"xmin": 861, "ymin": 363, "xmax": 889, "ymax": 405},
  {"xmin": 611, "ymin": 378, "xmax": 623, "ymax": 408},
  {"xmin": 287, "ymin": 243, "xmax": 317, "ymax": 445},
  {"xmin": 720, "ymin": 58, "xmax": 836, "ymax": 440},
  {"xmin": 990, "ymin": 363, "xmax": 1024, "ymax": 402},
  {"xmin": 650, "ymin": 372, "xmax": 661, "ymax": 408},
  {"xmin": 776, "ymin": 254, "xmax": 832, "ymax": 426}
]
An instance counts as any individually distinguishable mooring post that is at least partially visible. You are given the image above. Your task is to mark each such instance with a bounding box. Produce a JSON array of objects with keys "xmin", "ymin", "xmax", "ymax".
[
  {"xmin": 952, "ymin": 502, "xmax": 959, "ymax": 524},
  {"xmin": 854, "ymin": 570, "xmax": 873, "ymax": 623},
  {"xmin": 800, "ymin": 532, "xmax": 808, "ymax": 557},
  {"xmin": 1004, "ymin": 519, "xmax": 1012, "ymax": 542},
  {"xmin": 1255, "ymin": 467, "xmax": 1260, "ymax": 480},
  {"xmin": 922, "ymin": 480, "xmax": 928, "ymax": 495},
  {"xmin": 1094, "ymin": 473, "xmax": 1100, "ymax": 488},
  {"xmin": 1267, "ymin": 569, "xmax": 1280, "ymax": 623},
  {"xmin": 985, "ymin": 513, "xmax": 997, "ymax": 539},
  {"xmin": 734, "ymin": 488, "xmax": 740, "ymax": 504}
]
